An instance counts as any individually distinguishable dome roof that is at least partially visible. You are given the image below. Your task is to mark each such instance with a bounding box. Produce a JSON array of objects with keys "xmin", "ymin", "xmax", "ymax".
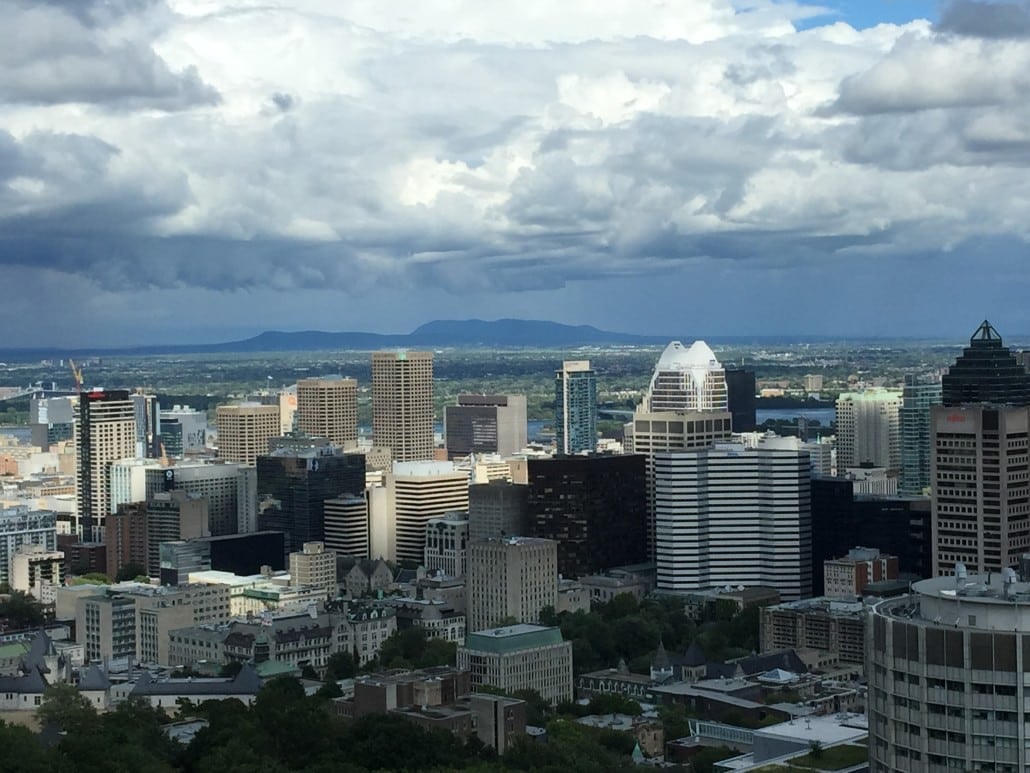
[{"xmin": 655, "ymin": 340, "xmax": 720, "ymax": 371}]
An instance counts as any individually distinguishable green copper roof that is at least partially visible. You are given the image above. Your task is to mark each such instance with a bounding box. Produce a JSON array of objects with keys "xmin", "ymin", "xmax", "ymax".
[{"xmin": 463, "ymin": 625, "xmax": 564, "ymax": 654}]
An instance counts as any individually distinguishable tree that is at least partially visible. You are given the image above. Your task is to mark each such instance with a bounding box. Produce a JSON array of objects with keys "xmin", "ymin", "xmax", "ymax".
[
  {"xmin": 326, "ymin": 651, "xmax": 357, "ymax": 680},
  {"xmin": 115, "ymin": 563, "xmax": 147, "ymax": 582},
  {"xmin": 37, "ymin": 682, "xmax": 97, "ymax": 733},
  {"xmin": 70, "ymin": 573, "xmax": 111, "ymax": 586},
  {"xmin": 0, "ymin": 590, "xmax": 44, "ymax": 628},
  {"xmin": 809, "ymin": 740, "xmax": 824, "ymax": 759},
  {"xmin": 218, "ymin": 661, "xmax": 243, "ymax": 678}
]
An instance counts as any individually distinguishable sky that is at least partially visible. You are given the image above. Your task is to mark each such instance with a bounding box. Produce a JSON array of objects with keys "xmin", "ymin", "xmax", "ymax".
[{"xmin": 2, "ymin": 0, "xmax": 1030, "ymax": 347}]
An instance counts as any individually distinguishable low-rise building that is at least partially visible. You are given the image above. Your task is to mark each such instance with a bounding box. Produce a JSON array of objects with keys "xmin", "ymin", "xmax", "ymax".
[
  {"xmin": 458, "ymin": 624, "xmax": 573, "ymax": 705},
  {"xmin": 338, "ymin": 557, "xmax": 394, "ymax": 599},
  {"xmin": 129, "ymin": 663, "xmax": 263, "ymax": 710},
  {"xmin": 10, "ymin": 544, "xmax": 64, "ymax": 603},
  {"xmin": 760, "ymin": 597, "xmax": 866, "ymax": 665},
  {"xmin": 823, "ymin": 546, "xmax": 898, "ymax": 599},
  {"xmin": 386, "ymin": 597, "xmax": 466, "ymax": 643},
  {"xmin": 289, "ymin": 541, "xmax": 337, "ymax": 596}
]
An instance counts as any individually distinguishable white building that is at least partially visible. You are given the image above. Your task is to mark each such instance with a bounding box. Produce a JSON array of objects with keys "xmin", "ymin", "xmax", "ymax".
[
  {"xmin": 324, "ymin": 494, "xmax": 370, "ymax": 558},
  {"xmin": 643, "ymin": 340, "xmax": 729, "ymax": 413},
  {"xmin": 109, "ymin": 457, "xmax": 163, "ymax": 513},
  {"xmin": 10, "ymin": 544, "xmax": 64, "ymax": 603},
  {"xmin": 655, "ymin": 436, "xmax": 812, "ymax": 600},
  {"xmin": 835, "ymin": 389, "xmax": 902, "ymax": 472}
]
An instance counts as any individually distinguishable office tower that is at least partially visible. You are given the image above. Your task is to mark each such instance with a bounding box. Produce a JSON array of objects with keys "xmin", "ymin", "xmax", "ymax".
[
  {"xmin": 467, "ymin": 537, "xmax": 558, "ymax": 632},
  {"xmin": 131, "ymin": 392, "xmax": 161, "ymax": 459},
  {"xmin": 109, "ymin": 457, "xmax": 162, "ymax": 513},
  {"xmin": 0, "ymin": 506, "xmax": 57, "ymax": 586},
  {"xmin": 654, "ymin": 437, "xmax": 812, "ymax": 600},
  {"xmin": 834, "ymin": 389, "xmax": 903, "ymax": 471},
  {"xmin": 158, "ymin": 532, "xmax": 285, "ymax": 583},
  {"xmin": 146, "ymin": 462, "xmax": 254, "ymax": 538},
  {"xmin": 424, "ymin": 512, "xmax": 469, "ymax": 577},
  {"xmin": 942, "ymin": 319, "xmax": 1030, "ymax": 406},
  {"xmin": 371, "ymin": 350, "xmax": 434, "ymax": 463},
  {"xmin": 146, "ymin": 490, "xmax": 210, "ymax": 576},
  {"xmin": 468, "ymin": 481, "xmax": 530, "ymax": 541},
  {"xmin": 899, "ymin": 377, "xmax": 942, "ymax": 496},
  {"xmin": 370, "ymin": 461, "xmax": 469, "ymax": 564},
  {"xmin": 867, "ymin": 573, "xmax": 1030, "ymax": 772},
  {"xmin": 159, "ymin": 405, "xmax": 208, "ymax": 457},
  {"xmin": 215, "ymin": 403, "xmax": 281, "ymax": 465},
  {"xmin": 296, "ymin": 377, "xmax": 359, "ymax": 450},
  {"xmin": 444, "ymin": 394, "xmax": 528, "ymax": 459},
  {"xmin": 527, "ymin": 454, "xmax": 647, "ymax": 578},
  {"xmin": 30, "ymin": 395, "xmax": 76, "ymax": 451},
  {"xmin": 931, "ymin": 404, "xmax": 1030, "ymax": 575},
  {"xmin": 256, "ymin": 438, "xmax": 366, "ymax": 554},
  {"xmin": 105, "ymin": 502, "xmax": 149, "ymax": 579},
  {"xmin": 724, "ymin": 367, "xmax": 757, "ymax": 432},
  {"xmin": 289, "ymin": 541, "xmax": 338, "ymax": 595},
  {"xmin": 76, "ymin": 390, "xmax": 137, "ymax": 541},
  {"xmin": 324, "ymin": 495, "xmax": 369, "ymax": 558},
  {"xmin": 554, "ymin": 360, "xmax": 597, "ymax": 455},
  {"xmin": 810, "ymin": 478, "xmax": 932, "ymax": 591},
  {"xmin": 644, "ymin": 340, "xmax": 728, "ymax": 412}
]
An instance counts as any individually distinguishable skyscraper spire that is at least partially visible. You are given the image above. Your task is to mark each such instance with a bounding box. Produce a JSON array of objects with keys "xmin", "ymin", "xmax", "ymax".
[{"xmin": 942, "ymin": 320, "xmax": 1030, "ymax": 407}]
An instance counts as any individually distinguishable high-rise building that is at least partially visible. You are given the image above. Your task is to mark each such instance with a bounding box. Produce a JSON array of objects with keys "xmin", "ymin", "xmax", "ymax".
[
  {"xmin": 654, "ymin": 437, "xmax": 812, "ymax": 600},
  {"xmin": 256, "ymin": 439, "xmax": 366, "ymax": 555},
  {"xmin": 215, "ymin": 403, "xmax": 281, "ymax": 466},
  {"xmin": 324, "ymin": 494, "xmax": 370, "ymax": 558},
  {"xmin": 371, "ymin": 351, "xmax": 434, "ymax": 463},
  {"xmin": 106, "ymin": 502, "xmax": 149, "ymax": 579},
  {"xmin": 424, "ymin": 512, "xmax": 469, "ymax": 577},
  {"xmin": 467, "ymin": 537, "xmax": 558, "ymax": 632},
  {"xmin": 289, "ymin": 541, "xmax": 338, "ymax": 595},
  {"xmin": 527, "ymin": 455, "xmax": 647, "ymax": 579},
  {"xmin": 468, "ymin": 481, "xmax": 531, "ymax": 541},
  {"xmin": 0, "ymin": 506, "xmax": 57, "ymax": 586},
  {"xmin": 30, "ymin": 395, "xmax": 76, "ymax": 450},
  {"xmin": 868, "ymin": 573, "xmax": 1030, "ymax": 772},
  {"xmin": 370, "ymin": 461, "xmax": 469, "ymax": 564},
  {"xmin": 834, "ymin": 389, "xmax": 903, "ymax": 472},
  {"xmin": 130, "ymin": 392, "xmax": 161, "ymax": 459},
  {"xmin": 444, "ymin": 394, "xmax": 528, "ymax": 459},
  {"xmin": 942, "ymin": 320, "xmax": 1030, "ymax": 407},
  {"xmin": 458, "ymin": 625, "xmax": 573, "ymax": 706},
  {"xmin": 724, "ymin": 367, "xmax": 757, "ymax": 432},
  {"xmin": 159, "ymin": 405, "xmax": 208, "ymax": 457},
  {"xmin": 296, "ymin": 377, "xmax": 359, "ymax": 450},
  {"xmin": 145, "ymin": 462, "xmax": 256, "ymax": 537},
  {"xmin": 76, "ymin": 390, "xmax": 137, "ymax": 541},
  {"xmin": 109, "ymin": 457, "xmax": 162, "ymax": 514},
  {"xmin": 931, "ymin": 404, "xmax": 1030, "ymax": 575},
  {"xmin": 554, "ymin": 360, "xmax": 596, "ymax": 455},
  {"xmin": 644, "ymin": 341, "xmax": 728, "ymax": 412},
  {"xmin": 146, "ymin": 490, "xmax": 210, "ymax": 577},
  {"xmin": 899, "ymin": 377, "xmax": 942, "ymax": 496}
]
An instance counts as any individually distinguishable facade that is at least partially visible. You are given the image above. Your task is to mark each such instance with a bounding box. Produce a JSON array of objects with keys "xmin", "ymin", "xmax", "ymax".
[
  {"xmin": 106, "ymin": 502, "xmax": 150, "ymax": 579},
  {"xmin": 289, "ymin": 541, "xmax": 337, "ymax": 595},
  {"xmin": 373, "ymin": 462, "xmax": 470, "ymax": 564},
  {"xmin": 0, "ymin": 506, "xmax": 57, "ymax": 586},
  {"xmin": 146, "ymin": 491, "xmax": 210, "ymax": 576},
  {"xmin": 131, "ymin": 392, "xmax": 162, "ymax": 459},
  {"xmin": 528, "ymin": 454, "xmax": 647, "ymax": 578},
  {"xmin": 371, "ymin": 350, "xmax": 434, "ymax": 463},
  {"xmin": 146, "ymin": 462, "xmax": 255, "ymax": 538},
  {"xmin": 467, "ymin": 537, "xmax": 558, "ymax": 632},
  {"xmin": 554, "ymin": 360, "xmax": 597, "ymax": 455},
  {"xmin": 867, "ymin": 573, "xmax": 1030, "ymax": 773},
  {"xmin": 458, "ymin": 624, "xmax": 573, "ymax": 705},
  {"xmin": 159, "ymin": 532, "xmax": 286, "ymax": 584},
  {"xmin": 654, "ymin": 437, "xmax": 812, "ymax": 600},
  {"xmin": 468, "ymin": 481, "xmax": 530, "ymax": 541},
  {"xmin": 423, "ymin": 512, "xmax": 469, "ymax": 577},
  {"xmin": 725, "ymin": 367, "xmax": 758, "ymax": 432},
  {"xmin": 30, "ymin": 395, "xmax": 76, "ymax": 451},
  {"xmin": 835, "ymin": 389, "xmax": 903, "ymax": 472},
  {"xmin": 941, "ymin": 320, "xmax": 1030, "ymax": 407},
  {"xmin": 643, "ymin": 341, "xmax": 728, "ymax": 413},
  {"xmin": 760, "ymin": 598, "xmax": 866, "ymax": 665},
  {"xmin": 78, "ymin": 593, "xmax": 138, "ymax": 663},
  {"xmin": 324, "ymin": 495, "xmax": 369, "ymax": 558},
  {"xmin": 109, "ymin": 457, "xmax": 162, "ymax": 514},
  {"xmin": 296, "ymin": 377, "xmax": 359, "ymax": 450},
  {"xmin": 256, "ymin": 440, "xmax": 366, "ymax": 554},
  {"xmin": 215, "ymin": 403, "xmax": 281, "ymax": 465},
  {"xmin": 823, "ymin": 547, "xmax": 898, "ymax": 598},
  {"xmin": 899, "ymin": 377, "xmax": 942, "ymax": 496},
  {"xmin": 931, "ymin": 403, "xmax": 1030, "ymax": 575},
  {"xmin": 444, "ymin": 394, "xmax": 528, "ymax": 459},
  {"xmin": 10, "ymin": 545, "xmax": 64, "ymax": 603},
  {"xmin": 75, "ymin": 390, "xmax": 136, "ymax": 541},
  {"xmin": 159, "ymin": 405, "xmax": 208, "ymax": 457}
]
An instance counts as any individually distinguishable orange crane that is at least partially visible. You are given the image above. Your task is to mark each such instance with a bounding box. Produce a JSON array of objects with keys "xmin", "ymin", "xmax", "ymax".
[{"xmin": 69, "ymin": 359, "xmax": 83, "ymax": 393}]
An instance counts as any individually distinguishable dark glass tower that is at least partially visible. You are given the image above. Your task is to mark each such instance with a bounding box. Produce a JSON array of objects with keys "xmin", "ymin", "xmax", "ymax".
[
  {"xmin": 724, "ymin": 367, "xmax": 757, "ymax": 432},
  {"xmin": 942, "ymin": 320, "xmax": 1030, "ymax": 407}
]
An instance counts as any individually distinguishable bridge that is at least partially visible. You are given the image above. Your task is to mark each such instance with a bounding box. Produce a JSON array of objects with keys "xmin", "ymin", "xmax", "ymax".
[{"xmin": 0, "ymin": 385, "xmax": 76, "ymax": 402}]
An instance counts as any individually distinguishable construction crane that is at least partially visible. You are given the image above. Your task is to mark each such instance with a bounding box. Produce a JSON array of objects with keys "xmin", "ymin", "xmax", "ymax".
[{"xmin": 69, "ymin": 359, "xmax": 83, "ymax": 393}]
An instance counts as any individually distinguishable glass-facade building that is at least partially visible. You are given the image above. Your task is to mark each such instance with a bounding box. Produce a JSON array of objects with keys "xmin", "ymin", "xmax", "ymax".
[
  {"xmin": 554, "ymin": 361, "xmax": 597, "ymax": 455},
  {"xmin": 899, "ymin": 377, "xmax": 942, "ymax": 496},
  {"xmin": 942, "ymin": 320, "xmax": 1030, "ymax": 407}
]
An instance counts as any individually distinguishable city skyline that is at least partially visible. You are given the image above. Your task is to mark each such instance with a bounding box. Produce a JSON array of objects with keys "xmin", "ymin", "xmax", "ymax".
[{"xmin": 4, "ymin": 1, "xmax": 1029, "ymax": 347}]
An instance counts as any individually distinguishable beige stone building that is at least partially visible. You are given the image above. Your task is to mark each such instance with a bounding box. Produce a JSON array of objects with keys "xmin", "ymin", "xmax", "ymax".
[
  {"xmin": 467, "ymin": 537, "xmax": 557, "ymax": 633},
  {"xmin": 215, "ymin": 403, "xmax": 281, "ymax": 465},
  {"xmin": 289, "ymin": 541, "xmax": 338, "ymax": 595},
  {"xmin": 371, "ymin": 351, "xmax": 434, "ymax": 463},
  {"xmin": 458, "ymin": 624, "xmax": 573, "ymax": 705},
  {"xmin": 296, "ymin": 377, "xmax": 358, "ymax": 450}
]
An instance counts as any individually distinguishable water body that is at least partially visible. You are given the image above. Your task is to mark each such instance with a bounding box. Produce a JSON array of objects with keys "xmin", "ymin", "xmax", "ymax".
[
  {"xmin": 757, "ymin": 408, "xmax": 835, "ymax": 425},
  {"xmin": 0, "ymin": 427, "xmax": 31, "ymax": 443}
]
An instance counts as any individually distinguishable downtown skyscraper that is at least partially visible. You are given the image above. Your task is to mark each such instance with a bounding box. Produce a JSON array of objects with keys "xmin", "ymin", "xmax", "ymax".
[
  {"xmin": 899, "ymin": 376, "xmax": 942, "ymax": 496},
  {"xmin": 372, "ymin": 350, "xmax": 434, "ymax": 463},
  {"xmin": 75, "ymin": 390, "xmax": 136, "ymax": 541},
  {"xmin": 554, "ymin": 360, "xmax": 596, "ymax": 455}
]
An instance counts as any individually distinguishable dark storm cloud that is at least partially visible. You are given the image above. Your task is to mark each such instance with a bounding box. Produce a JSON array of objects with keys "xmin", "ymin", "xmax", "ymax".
[
  {"xmin": 937, "ymin": 1, "xmax": 1030, "ymax": 39},
  {"xmin": 1, "ymin": 0, "xmax": 220, "ymax": 109}
]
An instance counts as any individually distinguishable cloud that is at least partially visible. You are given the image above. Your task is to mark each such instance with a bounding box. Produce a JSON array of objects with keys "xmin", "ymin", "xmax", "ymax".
[
  {"xmin": 2, "ymin": 0, "xmax": 1030, "ymax": 344},
  {"xmin": 937, "ymin": 0, "xmax": 1030, "ymax": 39}
]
